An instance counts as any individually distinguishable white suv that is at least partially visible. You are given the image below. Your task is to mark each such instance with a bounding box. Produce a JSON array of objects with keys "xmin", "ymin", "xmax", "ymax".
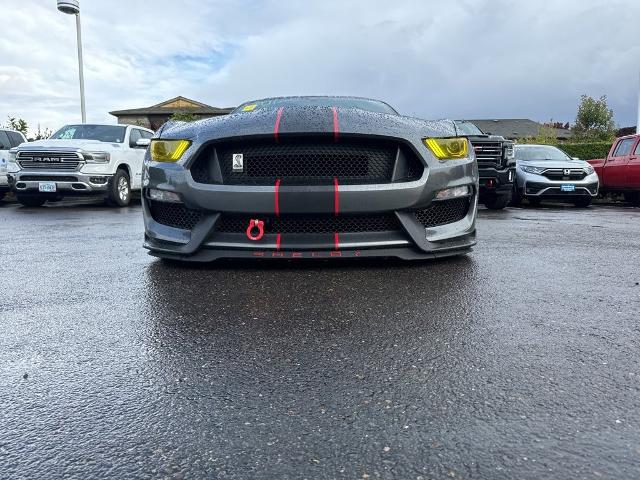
[
  {"xmin": 0, "ymin": 128, "xmax": 27, "ymax": 200},
  {"xmin": 8, "ymin": 123, "xmax": 153, "ymax": 207}
]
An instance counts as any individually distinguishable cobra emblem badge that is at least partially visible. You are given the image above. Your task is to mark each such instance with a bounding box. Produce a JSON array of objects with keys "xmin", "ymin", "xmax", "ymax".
[{"xmin": 232, "ymin": 153, "xmax": 244, "ymax": 172}]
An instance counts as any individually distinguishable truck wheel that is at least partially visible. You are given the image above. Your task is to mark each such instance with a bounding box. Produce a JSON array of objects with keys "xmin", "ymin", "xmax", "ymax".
[
  {"xmin": 574, "ymin": 197, "xmax": 592, "ymax": 208},
  {"xmin": 106, "ymin": 169, "xmax": 131, "ymax": 207},
  {"xmin": 510, "ymin": 185, "xmax": 522, "ymax": 206},
  {"xmin": 528, "ymin": 197, "xmax": 542, "ymax": 207},
  {"xmin": 484, "ymin": 192, "xmax": 512, "ymax": 210},
  {"xmin": 17, "ymin": 195, "xmax": 47, "ymax": 207},
  {"xmin": 623, "ymin": 192, "xmax": 640, "ymax": 206}
]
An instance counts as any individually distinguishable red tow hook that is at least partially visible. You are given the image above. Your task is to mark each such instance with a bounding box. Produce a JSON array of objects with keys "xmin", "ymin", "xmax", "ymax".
[{"xmin": 246, "ymin": 219, "xmax": 265, "ymax": 241}]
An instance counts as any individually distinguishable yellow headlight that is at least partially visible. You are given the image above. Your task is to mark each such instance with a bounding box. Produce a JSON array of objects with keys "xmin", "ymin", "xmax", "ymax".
[
  {"xmin": 423, "ymin": 138, "xmax": 469, "ymax": 160},
  {"xmin": 150, "ymin": 139, "xmax": 191, "ymax": 162}
]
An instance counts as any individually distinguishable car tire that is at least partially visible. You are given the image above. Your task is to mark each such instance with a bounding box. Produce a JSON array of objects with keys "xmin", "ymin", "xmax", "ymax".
[
  {"xmin": 573, "ymin": 197, "xmax": 592, "ymax": 208},
  {"xmin": 527, "ymin": 197, "xmax": 542, "ymax": 207},
  {"xmin": 106, "ymin": 169, "xmax": 131, "ymax": 207},
  {"xmin": 510, "ymin": 185, "xmax": 522, "ymax": 206},
  {"xmin": 17, "ymin": 195, "xmax": 47, "ymax": 207},
  {"xmin": 623, "ymin": 192, "xmax": 640, "ymax": 206},
  {"xmin": 484, "ymin": 192, "xmax": 512, "ymax": 210}
]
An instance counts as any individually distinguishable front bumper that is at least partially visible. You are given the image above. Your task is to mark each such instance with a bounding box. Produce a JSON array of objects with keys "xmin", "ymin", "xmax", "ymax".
[
  {"xmin": 517, "ymin": 171, "xmax": 599, "ymax": 197},
  {"xmin": 143, "ymin": 162, "xmax": 478, "ymax": 261},
  {"xmin": 479, "ymin": 166, "xmax": 515, "ymax": 197},
  {"xmin": 10, "ymin": 171, "xmax": 113, "ymax": 194}
]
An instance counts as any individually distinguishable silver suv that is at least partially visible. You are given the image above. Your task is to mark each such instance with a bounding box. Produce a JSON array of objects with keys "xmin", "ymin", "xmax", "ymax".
[
  {"xmin": 512, "ymin": 144, "xmax": 599, "ymax": 208},
  {"xmin": 0, "ymin": 128, "xmax": 27, "ymax": 200}
]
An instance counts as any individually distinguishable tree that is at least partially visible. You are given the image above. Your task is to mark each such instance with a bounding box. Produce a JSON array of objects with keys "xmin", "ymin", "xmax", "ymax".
[
  {"xmin": 32, "ymin": 124, "xmax": 53, "ymax": 141},
  {"xmin": 4, "ymin": 116, "xmax": 28, "ymax": 137},
  {"xmin": 169, "ymin": 112, "xmax": 197, "ymax": 122},
  {"xmin": 572, "ymin": 95, "xmax": 615, "ymax": 141}
]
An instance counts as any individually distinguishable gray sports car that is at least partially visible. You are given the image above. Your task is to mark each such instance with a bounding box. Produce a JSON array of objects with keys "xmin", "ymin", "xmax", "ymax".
[{"xmin": 142, "ymin": 96, "xmax": 478, "ymax": 261}]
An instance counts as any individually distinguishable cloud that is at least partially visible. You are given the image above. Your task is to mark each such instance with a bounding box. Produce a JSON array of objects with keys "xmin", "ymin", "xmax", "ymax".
[{"xmin": 1, "ymin": 0, "xmax": 638, "ymax": 135}]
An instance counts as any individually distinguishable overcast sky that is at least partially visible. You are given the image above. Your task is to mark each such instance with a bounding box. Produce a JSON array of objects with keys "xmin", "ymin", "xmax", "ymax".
[{"xmin": 1, "ymin": 0, "xmax": 639, "ymax": 135}]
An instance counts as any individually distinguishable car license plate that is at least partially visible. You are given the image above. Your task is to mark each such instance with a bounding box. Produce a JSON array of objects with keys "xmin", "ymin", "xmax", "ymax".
[
  {"xmin": 39, "ymin": 182, "xmax": 57, "ymax": 193},
  {"xmin": 561, "ymin": 184, "xmax": 575, "ymax": 192}
]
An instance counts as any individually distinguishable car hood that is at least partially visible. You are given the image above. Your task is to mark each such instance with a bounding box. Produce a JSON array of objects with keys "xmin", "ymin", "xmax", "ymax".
[
  {"xmin": 516, "ymin": 159, "xmax": 590, "ymax": 169},
  {"xmin": 17, "ymin": 139, "xmax": 122, "ymax": 151},
  {"xmin": 161, "ymin": 106, "xmax": 457, "ymax": 143}
]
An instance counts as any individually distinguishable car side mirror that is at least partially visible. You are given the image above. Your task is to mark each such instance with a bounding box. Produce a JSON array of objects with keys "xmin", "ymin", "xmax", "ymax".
[{"xmin": 136, "ymin": 138, "xmax": 151, "ymax": 148}]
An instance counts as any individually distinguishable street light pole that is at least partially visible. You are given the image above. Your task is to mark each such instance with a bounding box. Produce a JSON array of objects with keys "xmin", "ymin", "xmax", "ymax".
[
  {"xmin": 57, "ymin": 0, "xmax": 86, "ymax": 123},
  {"xmin": 75, "ymin": 12, "xmax": 86, "ymax": 123}
]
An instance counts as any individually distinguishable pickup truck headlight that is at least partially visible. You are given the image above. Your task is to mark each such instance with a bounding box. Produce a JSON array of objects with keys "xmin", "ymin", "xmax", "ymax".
[
  {"xmin": 423, "ymin": 137, "xmax": 469, "ymax": 160},
  {"xmin": 584, "ymin": 165, "xmax": 595, "ymax": 175},
  {"xmin": 83, "ymin": 151, "xmax": 111, "ymax": 163},
  {"xmin": 504, "ymin": 144, "xmax": 515, "ymax": 160},
  {"xmin": 150, "ymin": 139, "xmax": 191, "ymax": 162},
  {"xmin": 521, "ymin": 165, "xmax": 545, "ymax": 175},
  {"xmin": 7, "ymin": 149, "xmax": 20, "ymax": 172}
]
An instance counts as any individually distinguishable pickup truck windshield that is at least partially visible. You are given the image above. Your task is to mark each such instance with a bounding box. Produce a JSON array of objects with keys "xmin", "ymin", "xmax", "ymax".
[
  {"xmin": 455, "ymin": 121, "xmax": 484, "ymax": 136},
  {"xmin": 515, "ymin": 145, "xmax": 571, "ymax": 161},
  {"xmin": 233, "ymin": 97, "xmax": 398, "ymax": 115},
  {"xmin": 50, "ymin": 125, "xmax": 127, "ymax": 143}
]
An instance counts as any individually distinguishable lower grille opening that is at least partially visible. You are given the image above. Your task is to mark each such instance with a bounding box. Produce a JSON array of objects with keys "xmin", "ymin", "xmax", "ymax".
[
  {"xmin": 19, "ymin": 176, "xmax": 78, "ymax": 182},
  {"xmin": 413, "ymin": 198, "xmax": 470, "ymax": 228},
  {"xmin": 148, "ymin": 200, "xmax": 204, "ymax": 230},
  {"xmin": 217, "ymin": 214, "xmax": 401, "ymax": 234}
]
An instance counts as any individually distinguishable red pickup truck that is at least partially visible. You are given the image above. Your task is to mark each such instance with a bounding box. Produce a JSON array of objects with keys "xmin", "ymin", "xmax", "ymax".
[{"xmin": 589, "ymin": 134, "xmax": 640, "ymax": 205}]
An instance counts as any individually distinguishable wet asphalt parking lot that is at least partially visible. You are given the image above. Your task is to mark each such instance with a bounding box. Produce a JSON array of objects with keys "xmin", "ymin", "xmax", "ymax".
[{"xmin": 1, "ymin": 199, "xmax": 639, "ymax": 480}]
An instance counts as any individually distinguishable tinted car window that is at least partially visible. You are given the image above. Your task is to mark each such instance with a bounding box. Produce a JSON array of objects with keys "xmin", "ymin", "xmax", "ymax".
[
  {"xmin": 129, "ymin": 128, "xmax": 142, "ymax": 147},
  {"xmin": 455, "ymin": 121, "xmax": 484, "ymax": 135},
  {"xmin": 0, "ymin": 130, "xmax": 11, "ymax": 150},
  {"xmin": 233, "ymin": 97, "xmax": 398, "ymax": 115},
  {"xmin": 140, "ymin": 130, "xmax": 153, "ymax": 139},
  {"xmin": 633, "ymin": 140, "xmax": 640, "ymax": 156},
  {"xmin": 50, "ymin": 125, "xmax": 127, "ymax": 143},
  {"xmin": 8, "ymin": 131, "xmax": 25, "ymax": 147},
  {"xmin": 514, "ymin": 145, "xmax": 571, "ymax": 161},
  {"xmin": 613, "ymin": 138, "xmax": 634, "ymax": 157}
]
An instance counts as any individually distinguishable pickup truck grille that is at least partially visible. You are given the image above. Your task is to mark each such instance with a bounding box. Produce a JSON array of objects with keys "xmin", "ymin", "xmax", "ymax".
[
  {"xmin": 541, "ymin": 169, "xmax": 587, "ymax": 181},
  {"xmin": 472, "ymin": 142, "xmax": 503, "ymax": 166},
  {"xmin": 17, "ymin": 151, "xmax": 83, "ymax": 171}
]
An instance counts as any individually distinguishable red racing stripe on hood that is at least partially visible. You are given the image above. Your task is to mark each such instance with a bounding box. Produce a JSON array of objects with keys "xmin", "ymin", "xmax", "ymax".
[
  {"xmin": 332, "ymin": 106, "xmax": 339, "ymax": 142},
  {"xmin": 274, "ymin": 107, "xmax": 284, "ymax": 142}
]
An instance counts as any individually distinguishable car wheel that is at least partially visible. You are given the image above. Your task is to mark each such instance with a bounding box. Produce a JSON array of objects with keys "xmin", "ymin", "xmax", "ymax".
[
  {"xmin": 484, "ymin": 192, "xmax": 512, "ymax": 210},
  {"xmin": 573, "ymin": 197, "xmax": 592, "ymax": 208},
  {"xmin": 17, "ymin": 195, "xmax": 47, "ymax": 207},
  {"xmin": 527, "ymin": 197, "xmax": 542, "ymax": 207},
  {"xmin": 623, "ymin": 192, "xmax": 640, "ymax": 206},
  {"xmin": 107, "ymin": 169, "xmax": 131, "ymax": 207}
]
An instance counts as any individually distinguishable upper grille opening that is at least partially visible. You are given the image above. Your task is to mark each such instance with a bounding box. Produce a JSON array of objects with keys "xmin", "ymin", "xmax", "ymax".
[{"xmin": 190, "ymin": 136, "xmax": 423, "ymax": 185}]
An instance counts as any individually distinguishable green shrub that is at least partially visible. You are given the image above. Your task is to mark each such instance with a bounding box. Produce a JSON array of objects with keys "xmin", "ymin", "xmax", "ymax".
[{"xmin": 559, "ymin": 142, "xmax": 612, "ymax": 160}]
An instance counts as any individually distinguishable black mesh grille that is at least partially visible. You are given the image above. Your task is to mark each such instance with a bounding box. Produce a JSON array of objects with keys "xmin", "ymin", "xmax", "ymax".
[
  {"xmin": 148, "ymin": 200, "xmax": 204, "ymax": 230},
  {"xmin": 217, "ymin": 214, "xmax": 401, "ymax": 234},
  {"xmin": 413, "ymin": 198, "xmax": 470, "ymax": 228},
  {"xmin": 20, "ymin": 175, "xmax": 78, "ymax": 182},
  {"xmin": 191, "ymin": 137, "xmax": 423, "ymax": 185}
]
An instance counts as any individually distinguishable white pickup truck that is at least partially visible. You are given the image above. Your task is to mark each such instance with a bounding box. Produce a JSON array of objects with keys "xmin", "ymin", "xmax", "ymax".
[
  {"xmin": 7, "ymin": 123, "xmax": 153, "ymax": 207},
  {"xmin": 1, "ymin": 128, "xmax": 28, "ymax": 200}
]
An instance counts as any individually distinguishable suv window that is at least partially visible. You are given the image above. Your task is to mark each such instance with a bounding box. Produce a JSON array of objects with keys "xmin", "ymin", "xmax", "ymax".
[
  {"xmin": 0, "ymin": 130, "xmax": 11, "ymax": 150},
  {"xmin": 129, "ymin": 129, "xmax": 142, "ymax": 148},
  {"xmin": 634, "ymin": 140, "xmax": 640, "ymax": 156},
  {"xmin": 613, "ymin": 138, "xmax": 635, "ymax": 157},
  {"xmin": 140, "ymin": 130, "xmax": 153, "ymax": 139},
  {"xmin": 8, "ymin": 131, "xmax": 25, "ymax": 147}
]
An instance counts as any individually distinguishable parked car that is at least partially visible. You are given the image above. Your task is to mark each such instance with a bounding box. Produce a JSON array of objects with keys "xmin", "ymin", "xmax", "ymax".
[
  {"xmin": 512, "ymin": 144, "xmax": 599, "ymax": 207},
  {"xmin": 454, "ymin": 121, "xmax": 515, "ymax": 210},
  {"xmin": 588, "ymin": 134, "xmax": 640, "ymax": 206},
  {"xmin": 143, "ymin": 96, "xmax": 478, "ymax": 262},
  {"xmin": 0, "ymin": 128, "xmax": 28, "ymax": 200},
  {"xmin": 7, "ymin": 123, "xmax": 153, "ymax": 207}
]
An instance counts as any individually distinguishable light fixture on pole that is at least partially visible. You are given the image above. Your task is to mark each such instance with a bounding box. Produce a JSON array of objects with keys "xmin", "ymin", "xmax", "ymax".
[{"xmin": 57, "ymin": 0, "xmax": 86, "ymax": 123}]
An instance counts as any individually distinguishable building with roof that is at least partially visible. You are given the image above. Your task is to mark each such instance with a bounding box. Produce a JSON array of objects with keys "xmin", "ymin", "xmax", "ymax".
[
  {"xmin": 467, "ymin": 119, "xmax": 572, "ymax": 141},
  {"xmin": 110, "ymin": 96, "xmax": 234, "ymax": 131}
]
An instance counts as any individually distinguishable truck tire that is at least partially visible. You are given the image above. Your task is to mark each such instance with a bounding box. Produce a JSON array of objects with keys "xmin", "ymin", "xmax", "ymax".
[
  {"xmin": 106, "ymin": 169, "xmax": 131, "ymax": 207},
  {"xmin": 484, "ymin": 192, "xmax": 512, "ymax": 210},
  {"xmin": 623, "ymin": 192, "xmax": 640, "ymax": 206},
  {"xmin": 528, "ymin": 197, "xmax": 542, "ymax": 207},
  {"xmin": 573, "ymin": 197, "xmax": 592, "ymax": 208},
  {"xmin": 510, "ymin": 185, "xmax": 522, "ymax": 206},
  {"xmin": 17, "ymin": 195, "xmax": 47, "ymax": 207}
]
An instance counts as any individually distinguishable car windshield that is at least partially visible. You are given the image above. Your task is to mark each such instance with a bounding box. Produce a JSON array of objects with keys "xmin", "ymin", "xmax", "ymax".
[
  {"xmin": 515, "ymin": 145, "xmax": 571, "ymax": 161},
  {"xmin": 233, "ymin": 97, "xmax": 398, "ymax": 115},
  {"xmin": 455, "ymin": 121, "xmax": 484, "ymax": 135},
  {"xmin": 50, "ymin": 125, "xmax": 127, "ymax": 143}
]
